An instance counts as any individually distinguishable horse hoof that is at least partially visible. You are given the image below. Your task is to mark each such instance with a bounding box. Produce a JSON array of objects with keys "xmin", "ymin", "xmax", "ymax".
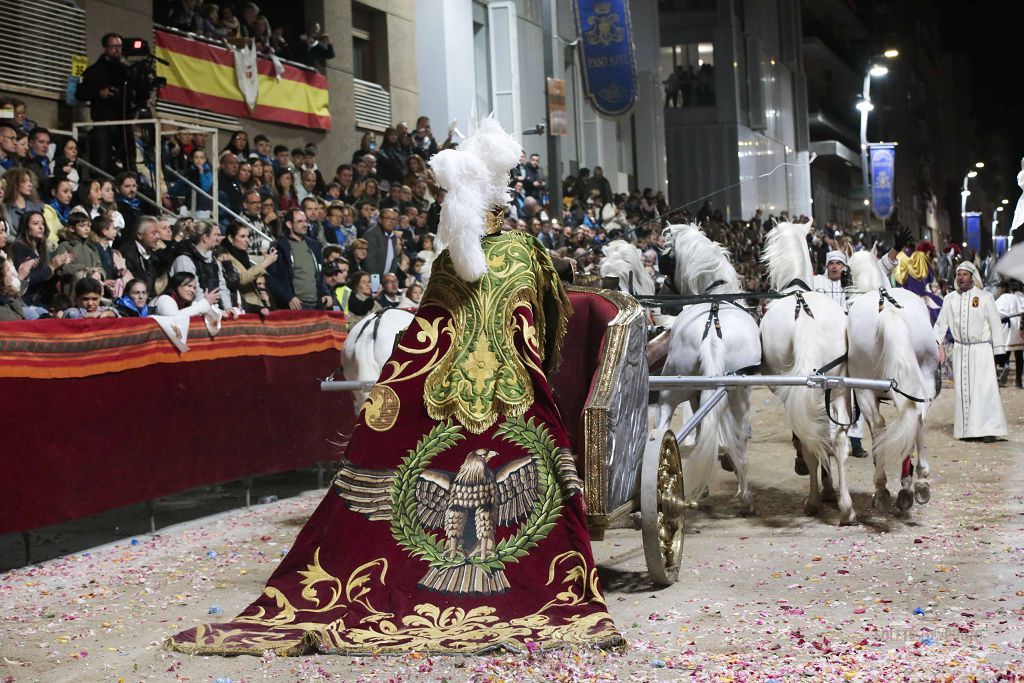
[
  {"xmin": 804, "ymin": 502, "xmax": 820, "ymax": 517},
  {"xmin": 839, "ymin": 510, "xmax": 858, "ymax": 526},
  {"xmin": 872, "ymin": 490, "xmax": 891, "ymax": 510},
  {"xmin": 914, "ymin": 482, "xmax": 931, "ymax": 505},
  {"xmin": 737, "ymin": 501, "xmax": 757, "ymax": 517},
  {"xmin": 896, "ymin": 489, "xmax": 914, "ymax": 512},
  {"xmin": 821, "ymin": 487, "xmax": 838, "ymax": 504}
]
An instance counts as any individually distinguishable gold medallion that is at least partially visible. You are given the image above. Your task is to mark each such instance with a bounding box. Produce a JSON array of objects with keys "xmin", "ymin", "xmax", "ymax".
[{"xmin": 362, "ymin": 384, "xmax": 400, "ymax": 432}]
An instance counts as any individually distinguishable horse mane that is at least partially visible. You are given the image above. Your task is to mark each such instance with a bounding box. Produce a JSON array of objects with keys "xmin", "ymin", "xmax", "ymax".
[
  {"xmin": 599, "ymin": 239, "xmax": 656, "ymax": 296},
  {"xmin": 761, "ymin": 221, "xmax": 813, "ymax": 291},
  {"xmin": 847, "ymin": 250, "xmax": 886, "ymax": 293},
  {"xmin": 662, "ymin": 223, "xmax": 742, "ymax": 295}
]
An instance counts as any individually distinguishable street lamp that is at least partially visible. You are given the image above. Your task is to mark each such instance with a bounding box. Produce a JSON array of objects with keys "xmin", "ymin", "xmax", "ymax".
[
  {"xmin": 859, "ymin": 50, "xmax": 900, "ymax": 221},
  {"xmin": 961, "ymin": 162, "xmax": 984, "ymax": 245},
  {"xmin": 993, "ymin": 205, "xmax": 1004, "ymax": 243}
]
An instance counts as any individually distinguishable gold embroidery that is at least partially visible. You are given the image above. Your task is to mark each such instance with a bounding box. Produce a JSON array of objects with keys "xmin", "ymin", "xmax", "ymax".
[
  {"xmin": 362, "ymin": 384, "xmax": 400, "ymax": 432},
  {"xmin": 419, "ymin": 232, "xmax": 572, "ymax": 433},
  {"xmin": 164, "ymin": 549, "xmax": 621, "ymax": 656}
]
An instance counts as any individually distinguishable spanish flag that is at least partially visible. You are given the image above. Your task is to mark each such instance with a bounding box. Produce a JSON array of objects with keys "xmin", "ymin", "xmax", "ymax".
[{"xmin": 155, "ymin": 29, "xmax": 331, "ymax": 130}]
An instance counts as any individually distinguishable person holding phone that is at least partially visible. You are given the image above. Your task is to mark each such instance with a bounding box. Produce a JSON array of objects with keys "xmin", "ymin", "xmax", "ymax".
[{"xmin": 343, "ymin": 270, "xmax": 381, "ymax": 327}]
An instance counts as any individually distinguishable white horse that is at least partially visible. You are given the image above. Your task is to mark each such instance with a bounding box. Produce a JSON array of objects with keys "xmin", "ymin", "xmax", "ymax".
[
  {"xmin": 599, "ymin": 239, "xmax": 656, "ymax": 296},
  {"xmin": 761, "ymin": 221, "xmax": 856, "ymax": 525},
  {"xmin": 846, "ymin": 251, "xmax": 939, "ymax": 511},
  {"xmin": 656, "ymin": 224, "xmax": 762, "ymax": 513},
  {"xmin": 341, "ymin": 308, "xmax": 416, "ymax": 410}
]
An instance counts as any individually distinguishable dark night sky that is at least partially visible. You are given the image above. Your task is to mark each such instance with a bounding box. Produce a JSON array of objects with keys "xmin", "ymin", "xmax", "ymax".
[{"xmin": 934, "ymin": 0, "xmax": 1024, "ymax": 197}]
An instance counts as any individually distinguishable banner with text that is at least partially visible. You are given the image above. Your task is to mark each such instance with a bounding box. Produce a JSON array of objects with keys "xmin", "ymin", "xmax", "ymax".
[
  {"xmin": 155, "ymin": 29, "xmax": 330, "ymax": 130},
  {"xmin": 870, "ymin": 144, "xmax": 895, "ymax": 220},
  {"xmin": 572, "ymin": 0, "xmax": 638, "ymax": 117},
  {"xmin": 965, "ymin": 212, "xmax": 982, "ymax": 254}
]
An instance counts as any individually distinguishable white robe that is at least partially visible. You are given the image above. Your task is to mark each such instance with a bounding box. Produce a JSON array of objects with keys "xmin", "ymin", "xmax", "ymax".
[
  {"xmin": 995, "ymin": 292, "xmax": 1024, "ymax": 351},
  {"xmin": 812, "ymin": 274, "xmax": 847, "ymax": 311},
  {"xmin": 933, "ymin": 287, "xmax": 1008, "ymax": 439}
]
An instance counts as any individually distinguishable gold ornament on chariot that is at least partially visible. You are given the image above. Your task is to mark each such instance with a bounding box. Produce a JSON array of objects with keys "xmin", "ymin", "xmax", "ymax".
[{"xmin": 362, "ymin": 384, "xmax": 401, "ymax": 432}]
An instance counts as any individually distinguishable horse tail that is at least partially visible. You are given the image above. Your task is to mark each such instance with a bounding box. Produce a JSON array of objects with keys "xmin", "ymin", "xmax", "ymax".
[
  {"xmin": 683, "ymin": 332, "xmax": 726, "ymax": 499},
  {"xmin": 783, "ymin": 312, "xmax": 831, "ymax": 463},
  {"xmin": 873, "ymin": 306, "xmax": 925, "ymax": 477}
]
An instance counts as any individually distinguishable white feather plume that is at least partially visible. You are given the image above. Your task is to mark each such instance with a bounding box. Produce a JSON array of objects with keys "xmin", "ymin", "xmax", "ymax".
[
  {"xmin": 429, "ymin": 148, "xmax": 490, "ymax": 281},
  {"xmin": 428, "ymin": 115, "xmax": 522, "ymax": 282}
]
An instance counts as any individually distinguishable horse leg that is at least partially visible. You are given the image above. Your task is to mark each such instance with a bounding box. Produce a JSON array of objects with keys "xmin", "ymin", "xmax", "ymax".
[
  {"xmin": 832, "ymin": 422, "xmax": 856, "ymax": 526},
  {"xmin": 727, "ymin": 390, "xmax": 755, "ymax": 516},
  {"xmin": 656, "ymin": 393, "xmax": 676, "ymax": 431},
  {"xmin": 896, "ymin": 455, "xmax": 915, "ymax": 512},
  {"xmin": 803, "ymin": 448, "xmax": 823, "ymax": 517},
  {"xmin": 860, "ymin": 393, "xmax": 891, "ymax": 511},
  {"xmin": 792, "ymin": 434, "xmax": 809, "ymax": 476},
  {"xmin": 914, "ymin": 422, "xmax": 931, "ymax": 505}
]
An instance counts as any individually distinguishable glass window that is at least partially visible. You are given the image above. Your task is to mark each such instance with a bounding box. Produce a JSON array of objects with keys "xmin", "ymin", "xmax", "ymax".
[{"xmin": 662, "ymin": 42, "xmax": 715, "ymax": 108}]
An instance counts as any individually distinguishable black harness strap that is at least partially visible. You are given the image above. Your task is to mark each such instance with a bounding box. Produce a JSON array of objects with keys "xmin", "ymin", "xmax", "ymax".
[
  {"xmin": 702, "ymin": 301, "xmax": 722, "ymax": 340},
  {"xmin": 793, "ymin": 291, "xmax": 815, "ymax": 320},
  {"xmin": 877, "ymin": 287, "xmax": 903, "ymax": 312},
  {"xmin": 355, "ymin": 309, "xmax": 388, "ymax": 344}
]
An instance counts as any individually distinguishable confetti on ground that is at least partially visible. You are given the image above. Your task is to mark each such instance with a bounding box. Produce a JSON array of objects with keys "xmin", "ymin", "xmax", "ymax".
[{"xmin": 1, "ymin": 387, "xmax": 1022, "ymax": 681}]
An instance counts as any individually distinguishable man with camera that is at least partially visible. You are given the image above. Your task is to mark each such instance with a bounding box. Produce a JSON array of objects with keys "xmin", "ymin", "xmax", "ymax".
[
  {"xmin": 76, "ymin": 33, "xmax": 131, "ymax": 175},
  {"xmin": 412, "ymin": 116, "xmax": 439, "ymax": 160},
  {"xmin": 291, "ymin": 22, "xmax": 335, "ymax": 70}
]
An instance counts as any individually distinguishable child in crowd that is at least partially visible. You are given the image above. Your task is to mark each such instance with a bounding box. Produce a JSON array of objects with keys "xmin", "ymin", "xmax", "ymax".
[{"xmin": 62, "ymin": 276, "xmax": 117, "ymax": 319}]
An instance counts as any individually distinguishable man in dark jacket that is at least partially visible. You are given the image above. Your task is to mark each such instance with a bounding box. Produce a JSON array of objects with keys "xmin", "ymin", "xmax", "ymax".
[
  {"xmin": 118, "ymin": 216, "xmax": 173, "ymax": 296},
  {"xmin": 290, "ymin": 22, "xmax": 336, "ymax": 69},
  {"xmin": 75, "ymin": 33, "xmax": 131, "ymax": 174},
  {"xmin": 265, "ymin": 208, "xmax": 332, "ymax": 310},
  {"xmin": 217, "ymin": 153, "xmax": 244, "ymax": 221},
  {"xmin": 363, "ymin": 207, "xmax": 403, "ymax": 277}
]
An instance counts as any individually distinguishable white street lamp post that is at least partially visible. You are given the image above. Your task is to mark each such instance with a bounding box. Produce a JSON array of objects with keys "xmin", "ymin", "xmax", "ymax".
[{"xmin": 859, "ymin": 51, "xmax": 898, "ymax": 226}]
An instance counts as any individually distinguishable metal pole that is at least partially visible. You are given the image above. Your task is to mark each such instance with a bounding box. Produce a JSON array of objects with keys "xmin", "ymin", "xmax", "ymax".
[
  {"xmin": 648, "ymin": 374, "xmax": 896, "ymax": 392},
  {"xmin": 155, "ymin": 121, "xmax": 163, "ymax": 212},
  {"xmin": 542, "ymin": 0, "xmax": 563, "ymax": 220},
  {"xmin": 212, "ymin": 130, "xmax": 220, "ymax": 226},
  {"xmin": 321, "ymin": 379, "xmax": 377, "ymax": 392},
  {"xmin": 76, "ymin": 157, "xmax": 177, "ymax": 218},
  {"xmin": 674, "ymin": 386, "xmax": 727, "ymax": 444},
  {"xmin": 163, "ymin": 166, "xmax": 273, "ymax": 244},
  {"xmin": 859, "ymin": 73, "xmax": 871, "ymax": 201},
  {"xmin": 961, "ymin": 173, "xmax": 970, "ymax": 240}
]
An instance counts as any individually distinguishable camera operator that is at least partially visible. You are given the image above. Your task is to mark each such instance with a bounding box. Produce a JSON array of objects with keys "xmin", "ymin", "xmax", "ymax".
[
  {"xmin": 76, "ymin": 33, "xmax": 131, "ymax": 175},
  {"xmin": 411, "ymin": 116, "xmax": 439, "ymax": 160},
  {"xmin": 290, "ymin": 22, "xmax": 335, "ymax": 70}
]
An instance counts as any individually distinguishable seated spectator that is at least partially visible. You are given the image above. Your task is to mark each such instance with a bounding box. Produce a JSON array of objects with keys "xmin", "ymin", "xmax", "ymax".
[
  {"xmin": 409, "ymin": 179, "xmax": 432, "ymax": 214},
  {"xmin": 62, "ymin": 276, "xmax": 117, "ymax": 319},
  {"xmin": 348, "ymin": 237, "xmax": 369, "ymax": 271},
  {"xmin": 239, "ymin": 159, "xmax": 259, "ymax": 194},
  {"xmin": 217, "ymin": 152, "xmax": 244, "ymax": 218},
  {"xmin": 3, "ymin": 168, "xmax": 43, "ymax": 238},
  {"xmin": 379, "ymin": 182, "xmax": 406, "ymax": 214},
  {"xmin": 290, "ymin": 21, "xmax": 335, "ymax": 69},
  {"xmin": 11, "ymin": 211, "xmax": 72, "ymax": 318},
  {"xmin": 219, "ymin": 4, "xmax": 241, "ymax": 39},
  {"xmin": 118, "ymin": 216, "xmax": 172, "ymax": 297},
  {"xmin": 0, "ymin": 177, "xmax": 10, "ymax": 238},
  {"xmin": 399, "ymin": 281, "xmax": 423, "ymax": 309},
  {"xmin": 113, "ymin": 172, "xmax": 142, "ymax": 243},
  {"xmin": 352, "ymin": 131, "xmax": 378, "ymax": 166},
  {"xmin": 250, "ymin": 14, "xmax": 275, "ymax": 56},
  {"xmin": 176, "ymin": 147, "xmax": 213, "ymax": 211},
  {"xmin": 153, "ymin": 271, "xmax": 221, "ymax": 317},
  {"xmin": 345, "ymin": 270, "xmax": 380, "ymax": 326},
  {"xmin": 43, "ymin": 177, "xmax": 75, "ymax": 242},
  {"xmin": 53, "ymin": 137, "xmax": 80, "ymax": 191},
  {"xmin": 223, "ymin": 130, "xmax": 250, "ymax": 159},
  {"xmin": 25, "ymin": 127, "xmax": 52, "ymax": 187},
  {"xmin": 98, "ymin": 178, "xmax": 126, "ymax": 233},
  {"xmin": 220, "ymin": 221, "xmax": 278, "ymax": 314},
  {"xmin": 360, "ymin": 178, "xmax": 382, "ymax": 208},
  {"xmin": 325, "ymin": 202, "xmax": 356, "ymax": 247},
  {"xmin": 301, "ymin": 143, "xmax": 326, "ymax": 188},
  {"xmin": 89, "ymin": 215, "xmax": 126, "ymax": 284},
  {"xmin": 275, "ymin": 169, "xmax": 299, "ymax": 212},
  {"xmin": 54, "ymin": 210, "xmax": 101, "ymax": 276},
  {"xmin": 114, "ymin": 277, "xmax": 151, "ymax": 317},
  {"xmin": 252, "ymin": 134, "xmax": 272, "ymax": 166},
  {"xmin": 375, "ymin": 272, "xmax": 401, "ymax": 309},
  {"xmin": 297, "ymin": 169, "xmax": 318, "ymax": 202},
  {"xmin": 272, "ymin": 144, "xmax": 291, "ymax": 174},
  {"xmin": 170, "ymin": 221, "xmax": 232, "ymax": 309},
  {"xmin": 0, "ymin": 254, "xmax": 26, "ymax": 321},
  {"xmin": 402, "ymin": 153, "xmax": 428, "ymax": 188}
]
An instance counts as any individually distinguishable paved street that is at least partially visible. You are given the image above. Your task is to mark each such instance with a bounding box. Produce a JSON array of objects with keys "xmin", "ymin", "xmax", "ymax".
[{"xmin": 1, "ymin": 386, "xmax": 1022, "ymax": 681}]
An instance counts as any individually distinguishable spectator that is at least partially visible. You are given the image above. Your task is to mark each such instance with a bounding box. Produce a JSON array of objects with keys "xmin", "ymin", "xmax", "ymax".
[
  {"xmin": 53, "ymin": 137, "xmax": 80, "ymax": 191},
  {"xmin": 238, "ymin": 2, "xmax": 260, "ymax": 37},
  {"xmin": 0, "ymin": 123, "xmax": 20, "ymax": 174},
  {"xmin": 380, "ymin": 182, "xmax": 406, "ymax": 214},
  {"xmin": 297, "ymin": 169, "xmax": 319, "ymax": 202},
  {"xmin": 170, "ymin": 220, "xmax": 232, "ymax": 309},
  {"xmin": 97, "ymin": 179, "xmax": 126, "ymax": 233},
  {"xmin": 162, "ymin": 130, "xmax": 193, "ymax": 175},
  {"xmin": 364, "ymin": 207, "xmax": 402, "ymax": 277},
  {"xmin": 588, "ymin": 166, "xmax": 613, "ymax": 206},
  {"xmin": 179, "ymin": 147, "xmax": 213, "ymax": 211},
  {"xmin": 153, "ymin": 271, "xmax": 221, "ymax": 317},
  {"xmin": 324, "ymin": 202, "xmax": 356, "ymax": 247},
  {"xmin": 290, "ymin": 21, "xmax": 335, "ymax": 69},
  {"xmin": 399, "ymin": 281, "xmax": 423, "ymax": 309},
  {"xmin": 219, "ymin": 4, "xmax": 241, "ymax": 39},
  {"xmin": 375, "ymin": 127, "xmax": 408, "ymax": 185},
  {"xmin": 352, "ymin": 131, "xmax": 378, "ymax": 165},
  {"xmin": 322, "ymin": 260, "xmax": 348, "ymax": 310},
  {"xmin": 348, "ymin": 237, "xmax": 369, "ymax": 271},
  {"xmin": 409, "ymin": 179, "xmax": 432, "ymax": 214},
  {"xmin": 238, "ymin": 190, "xmax": 271, "ymax": 252},
  {"xmin": 25, "ymin": 127, "xmax": 52, "ymax": 187},
  {"xmin": 199, "ymin": 3, "xmax": 229, "ymax": 40},
  {"xmin": 75, "ymin": 33, "xmax": 131, "ymax": 174},
  {"xmin": 360, "ymin": 178, "xmax": 382, "ymax": 208},
  {"xmin": 345, "ymin": 270, "xmax": 381, "ymax": 326},
  {"xmin": 3, "ymin": 168, "xmax": 43, "ymax": 239},
  {"xmin": 12, "ymin": 211, "xmax": 72, "ymax": 318},
  {"xmin": 411, "ymin": 116, "xmax": 439, "ymax": 160},
  {"xmin": 89, "ymin": 215, "xmax": 126, "ymax": 285},
  {"xmin": 249, "ymin": 15, "xmax": 275, "ymax": 56},
  {"xmin": 237, "ymin": 160, "xmax": 257, "ymax": 194},
  {"xmin": 0, "ymin": 253, "xmax": 26, "ymax": 321},
  {"xmin": 332, "ymin": 163, "xmax": 357, "ymax": 203},
  {"xmin": 114, "ymin": 277, "xmax": 151, "ymax": 317},
  {"xmin": 264, "ymin": 208, "xmax": 331, "ymax": 310},
  {"xmin": 54, "ymin": 210, "xmax": 102, "ymax": 277},
  {"xmin": 376, "ymin": 272, "xmax": 401, "ymax": 309},
  {"xmin": 271, "ymin": 144, "xmax": 290, "ymax": 174},
  {"xmin": 220, "ymin": 222, "xmax": 277, "ymax": 314},
  {"xmin": 223, "ymin": 130, "xmax": 250, "ymax": 159},
  {"xmin": 113, "ymin": 172, "xmax": 142, "ymax": 243},
  {"xmin": 274, "ymin": 169, "xmax": 299, "ymax": 212},
  {"xmin": 62, "ymin": 276, "xmax": 117, "ymax": 319},
  {"xmin": 168, "ymin": 0, "xmax": 202, "ymax": 33},
  {"xmin": 217, "ymin": 152, "xmax": 243, "ymax": 217},
  {"xmin": 117, "ymin": 216, "xmax": 172, "ymax": 296},
  {"xmin": 299, "ymin": 196, "xmax": 324, "ymax": 241},
  {"xmin": 43, "ymin": 177, "xmax": 75, "ymax": 242},
  {"xmin": 403, "ymin": 153, "xmax": 430, "ymax": 188},
  {"xmin": 524, "ymin": 153, "xmax": 546, "ymax": 200}
]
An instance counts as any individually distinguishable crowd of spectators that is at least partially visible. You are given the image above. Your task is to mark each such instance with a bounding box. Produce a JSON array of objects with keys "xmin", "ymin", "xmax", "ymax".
[{"xmin": 164, "ymin": 1, "xmax": 335, "ymax": 68}]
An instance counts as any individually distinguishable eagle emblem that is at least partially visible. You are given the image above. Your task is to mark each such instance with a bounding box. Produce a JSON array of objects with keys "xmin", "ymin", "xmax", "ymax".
[{"xmin": 332, "ymin": 418, "xmax": 581, "ymax": 595}]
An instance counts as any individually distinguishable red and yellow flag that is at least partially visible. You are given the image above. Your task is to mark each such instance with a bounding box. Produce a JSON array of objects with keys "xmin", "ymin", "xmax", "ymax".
[{"xmin": 155, "ymin": 29, "xmax": 330, "ymax": 130}]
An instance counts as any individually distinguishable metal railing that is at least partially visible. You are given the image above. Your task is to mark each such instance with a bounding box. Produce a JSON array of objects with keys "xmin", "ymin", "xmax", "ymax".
[
  {"xmin": 162, "ymin": 166, "xmax": 274, "ymax": 246},
  {"xmin": 75, "ymin": 157, "xmax": 177, "ymax": 219}
]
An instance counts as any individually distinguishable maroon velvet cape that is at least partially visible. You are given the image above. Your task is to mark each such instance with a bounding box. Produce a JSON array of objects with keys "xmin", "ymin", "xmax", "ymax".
[{"xmin": 167, "ymin": 283, "xmax": 621, "ymax": 655}]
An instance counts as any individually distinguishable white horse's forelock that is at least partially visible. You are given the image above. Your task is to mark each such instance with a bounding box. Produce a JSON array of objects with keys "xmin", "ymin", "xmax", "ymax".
[
  {"xmin": 664, "ymin": 222, "xmax": 742, "ymax": 295},
  {"xmin": 762, "ymin": 220, "xmax": 814, "ymax": 291},
  {"xmin": 847, "ymin": 250, "xmax": 886, "ymax": 293},
  {"xmin": 599, "ymin": 239, "xmax": 655, "ymax": 296}
]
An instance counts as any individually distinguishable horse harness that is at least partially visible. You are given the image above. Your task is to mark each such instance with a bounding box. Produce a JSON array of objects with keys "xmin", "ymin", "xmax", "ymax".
[
  {"xmin": 782, "ymin": 278, "xmax": 815, "ymax": 320},
  {"xmin": 700, "ymin": 279, "xmax": 751, "ymax": 340}
]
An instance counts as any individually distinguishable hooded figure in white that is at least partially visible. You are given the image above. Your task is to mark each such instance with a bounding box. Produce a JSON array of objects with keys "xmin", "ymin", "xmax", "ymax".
[{"xmin": 933, "ymin": 261, "xmax": 1008, "ymax": 440}]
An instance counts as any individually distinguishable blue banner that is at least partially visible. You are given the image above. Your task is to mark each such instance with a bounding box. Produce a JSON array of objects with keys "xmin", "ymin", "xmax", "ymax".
[
  {"xmin": 965, "ymin": 212, "xmax": 982, "ymax": 254},
  {"xmin": 995, "ymin": 235, "xmax": 1008, "ymax": 257},
  {"xmin": 869, "ymin": 144, "xmax": 895, "ymax": 219},
  {"xmin": 573, "ymin": 0, "xmax": 638, "ymax": 117}
]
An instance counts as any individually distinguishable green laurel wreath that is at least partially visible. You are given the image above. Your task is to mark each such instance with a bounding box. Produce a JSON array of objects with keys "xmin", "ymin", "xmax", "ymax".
[{"xmin": 390, "ymin": 415, "xmax": 563, "ymax": 572}]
